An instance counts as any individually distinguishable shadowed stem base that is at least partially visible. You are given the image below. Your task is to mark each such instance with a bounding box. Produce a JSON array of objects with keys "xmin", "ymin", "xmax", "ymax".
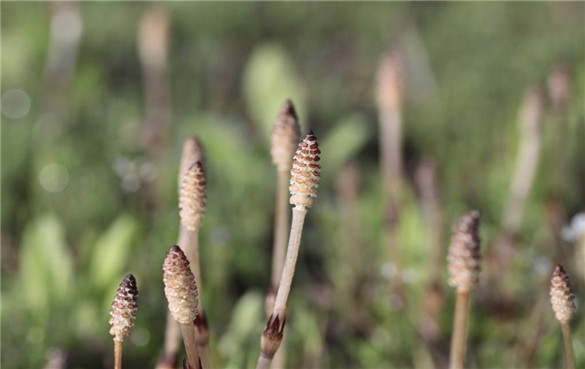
[{"xmin": 449, "ymin": 290, "xmax": 470, "ymax": 369}]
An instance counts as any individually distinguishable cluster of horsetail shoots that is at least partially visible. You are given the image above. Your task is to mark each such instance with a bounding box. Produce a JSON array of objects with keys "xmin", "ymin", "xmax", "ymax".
[
  {"xmin": 159, "ymin": 136, "xmax": 210, "ymax": 369},
  {"xmin": 109, "ymin": 274, "xmax": 138, "ymax": 369},
  {"xmin": 447, "ymin": 210, "xmax": 481, "ymax": 369},
  {"xmin": 267, "ymin": 100, "xmax": 301, "ymax": 369},
  {"xmin": 163, "ymin": 245, "xmax": 202, "ymax": 369},
  {"xmin": 257, "ymin": 131, "xmax": 321, "ymax": 369},
  {"xmin": 550, "ymin": 265, "xmax": 576, "ymax": 369}
]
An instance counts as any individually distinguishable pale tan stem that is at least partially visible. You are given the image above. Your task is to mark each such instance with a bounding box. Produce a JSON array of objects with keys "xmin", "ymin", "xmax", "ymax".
[
  {"xmin": 180, "ymin": 324, "xmax": 201, "ymax": 369},
  {"xmin": 271, "ymin": 331, "xmax": 286, "ymax": 369},
  {"xmin": 449, "ymin": 290, "xmax": 470, "ymax": 369},
  {"xmin": 561, "ymin": 322, "xmax": 576, "ymax": 369},
  {"xmin": 273, "ymin": 207, "xmax": 307, "ymax": 318},
  {"xmin": 183, "ymin": 228, "xmax": 211, "ymax": 369},
  {"xmin": 114, "ymin": 340, "xmax": 123, "ymax": 369},
  {"xmin": 258, "ymin": 208, "xmax": 307, "ymax": 369},
  {"xmin": 502, "ymin": 89, "xmax": 543, "ymax": 235},
  {"xmin": 271, "ymin": 169, "xmax": 290, "ymax": 289},
  {"xmin": 257, "ymin": 355, "xmax": 272, "ymax": 369},
  {"xmin": 184, "ymin": 228, "xmax": 204, "ymax": 306},
  {"xmin": 159, "ymin": 312, "xmax": 181, "ymax": 368},
  {"xmin": 269, "ymin": 169, "xmax": 290, "ymax": 369}
]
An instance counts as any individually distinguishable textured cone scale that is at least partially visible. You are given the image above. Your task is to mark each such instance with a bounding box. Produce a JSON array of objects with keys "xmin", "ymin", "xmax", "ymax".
[
  {"xmin": 550, "ymin": 265, "xmax": 576, "ymax": 323},
  {"xmin": 163, "ymin": 245, "xmax": 199, "ymax": 324},
  {"xmin": 109, "ymin": 274, "xmax": 138, "ymax": 341},
  {"xmin": 179, "ymin": 136, "xmax": 205, "ymax": 189},
  {"xmin": 289, "ymin": 131, "xmax": 321, "ymax": 209},
  {"xmin": 447, "ymin": 210, "xmax": 481, "ymax": 292},
  {"xmin": 271, "ymin": 100, "xmax": 301, "ymax": 171},
  {"xmin": 179, "ymin": 161, "xmax": 206, "ymax": 231}
]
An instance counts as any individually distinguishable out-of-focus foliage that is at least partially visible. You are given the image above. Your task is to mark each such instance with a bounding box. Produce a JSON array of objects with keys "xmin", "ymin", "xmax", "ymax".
[{"xmin": 1, "ymin": 2, "xmax": 584, "ymax": 368}]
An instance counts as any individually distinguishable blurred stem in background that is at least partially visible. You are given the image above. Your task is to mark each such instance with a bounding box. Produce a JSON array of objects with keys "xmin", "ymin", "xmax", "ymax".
[
  {"xmin": 138, "ymin": 7, "xmax": 171, "ymax": 213},
  {"xmin": 485, "ymin": 86, "xmax": 544, "ymax": 300},
  {"xmin": 415, "ymin": 158, "xmax": 448, "ymax": 367},
  {"xmin": 375, "ymin": 48, "xmax": 407, "ymax": 305}
]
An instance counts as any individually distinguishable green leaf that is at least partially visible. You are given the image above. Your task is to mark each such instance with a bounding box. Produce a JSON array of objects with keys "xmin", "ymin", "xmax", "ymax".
[
  {"xmin": 88, "ymin": 215, "xmax": 137, "ymax": 291},
  {"xmin": 320, "ymin": 114, "xmax": 370, "ymax": 178},
  {"xmin": 19, "ymin": 215, "xmax": 74, "ymax": 309},
  {"xmin": 243, "ymin": 43, "xmax": 306, "ymax": 139}
]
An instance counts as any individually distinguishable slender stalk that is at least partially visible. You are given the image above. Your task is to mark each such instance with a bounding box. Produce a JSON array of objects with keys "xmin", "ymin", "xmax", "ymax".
[
  {"xmin": 183, "ymin": 228, "xmax": 211, "ymax": 369},
  {"xmin": 258, "ymin": 131, "xmax": 320, "ymax": 369},
  {"xmin": 114, "ymin": 340, "xmax": 123, "ymax": 369},
  {"xmin": 271, "ymin": 169, "xmax": 290, "ymax": 290},
  {"xmin": 561, "ymin": 322, "xmax": 576, "ymax": 369},
  {"xmin": 257, "ymin": 208, "xmax": 307, "ymax": 369},
  {"xmin": 449, "ymin": 290, "xmax": 470, "ymax": 369},
  {"xmin": 159, "ymin": 312, "xmax": 181, "ymax": 369},
  {"xmin": 273, "ymin": 208, "xmax": 307, "ymax": 317},
  {"xmin": 269, "ymin": 170, "xmax": 290, "ymax": 369},
  {"xmin": 180, "ymin": 324, "xmax": 201, "ymax": 369}
]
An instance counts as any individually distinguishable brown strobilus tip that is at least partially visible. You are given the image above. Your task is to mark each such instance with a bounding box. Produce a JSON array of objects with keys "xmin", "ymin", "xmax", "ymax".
[
  {"xmin": 550, "ymin": 264, "xmax": 576, "ymax": 324},
  {"xmin": 109, "ymin": 274, "xmax": 138, "ymax": 369},
  {"xmin": 289, "ymin": 131, "xmax": 321, "ymax": 209},
  {"xmin": 447, "ymin": 210, "xmax": 481, "ymax": 293},
  {"xmin": 179, "ymin": 136, "xmax": 205, "ymax": 190},
  {"xmin": 550, "ymin": 264, "xmax": 577, "ymax": 369},
  {"xmin": 271, "ymin": 100, "xmax": 301, "ymax": 172}
]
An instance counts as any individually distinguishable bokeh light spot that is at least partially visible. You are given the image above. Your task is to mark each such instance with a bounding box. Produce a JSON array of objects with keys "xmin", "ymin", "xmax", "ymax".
[
  {"xmin": 1, "ymin": 89, "xmax": 31, "ymax": 119},
  {"xmin": 39, "ymin": 163, "xmax": 69, "ymax": 192}
]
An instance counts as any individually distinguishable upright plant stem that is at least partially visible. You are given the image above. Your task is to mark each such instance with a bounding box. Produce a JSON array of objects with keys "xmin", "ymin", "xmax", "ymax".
[
  {"xmin": 271, "ymin": 169, "xmax": 290, "ymax": 290},
  {"xmin": 273, "ymin": 208, "xmax": 307, "ymax": 317},
  {"xmin": 257, "ymin": 208, "xmax": 307, "ymax": 369},
  {"xmin": 270, "ymin": 169, "xmax": 289, "ymax": 369},
  {"xmin": 183, "ymin": 228, "xmax": 211, "ymax": 369},
  {"xmin": 449, "ymin": 291, "xmax": 470, "ymax": 369},
  {"xmin": 180, "ymin": 324, "xmax": 201, "ymax": 369},
  {"xmin": 561, "ymin": 322, "xmax": 576, "ymax": 369},
  {"xmin": 114, "ymin": 340, "xmax": 123, "ymax": 369}
]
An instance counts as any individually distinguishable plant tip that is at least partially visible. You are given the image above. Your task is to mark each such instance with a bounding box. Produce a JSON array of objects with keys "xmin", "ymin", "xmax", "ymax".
[
  {"xmin": 163, "ymin": 245, "xmax": 199, "ymax": 324},
  {"xmin": 447, "ymin": 210, "xmax": 481, "ymax": 292},
  {"xmin": 289, "ymin": 133, "xmax": 321, "ymax": 209},
  {"xmin": 109, "ymin": 274, "xmax": 139, "ymax": 342},
  {"xmin": 550, "ymin": 264, "xmax": 576, "ymax": 323},
  {"xmin": 179, "ymin": 161, "xmax": 206, "ymax": 231}
]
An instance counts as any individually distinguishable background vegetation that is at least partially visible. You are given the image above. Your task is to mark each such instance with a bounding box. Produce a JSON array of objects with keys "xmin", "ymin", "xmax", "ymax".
[{"xmin": 2, "ymin": 2, "xmax": 584, "ymax": 368}]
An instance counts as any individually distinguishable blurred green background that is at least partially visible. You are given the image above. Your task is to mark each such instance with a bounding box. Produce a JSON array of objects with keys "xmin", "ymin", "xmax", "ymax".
[{"xmin": 1, "ymin": 2, "xmax": 584, "ymax": 368}]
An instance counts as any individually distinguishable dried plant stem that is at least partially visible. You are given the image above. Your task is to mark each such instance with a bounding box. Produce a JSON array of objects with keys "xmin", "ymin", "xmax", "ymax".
[
  {"xmin": 449, "ymin": 290, "xmax": 470, "ymax": 369},
  {"xmin": 273, "ymin": 208, "xmax": 307, "ymax": 317},
  {"xmin": 114, "ymin": 340, "xmax": 123, "ymax": 369},
  {"xmin": 180, "ymin": 324, "xmax": 201, "ymax": 369},
  {"xmin": 271, "ymin": 169, "xmax": 290, "ymax": 290},
  {"xmin": 561, "ymin": 322, "xmax": 576, "ymax": 369}
]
